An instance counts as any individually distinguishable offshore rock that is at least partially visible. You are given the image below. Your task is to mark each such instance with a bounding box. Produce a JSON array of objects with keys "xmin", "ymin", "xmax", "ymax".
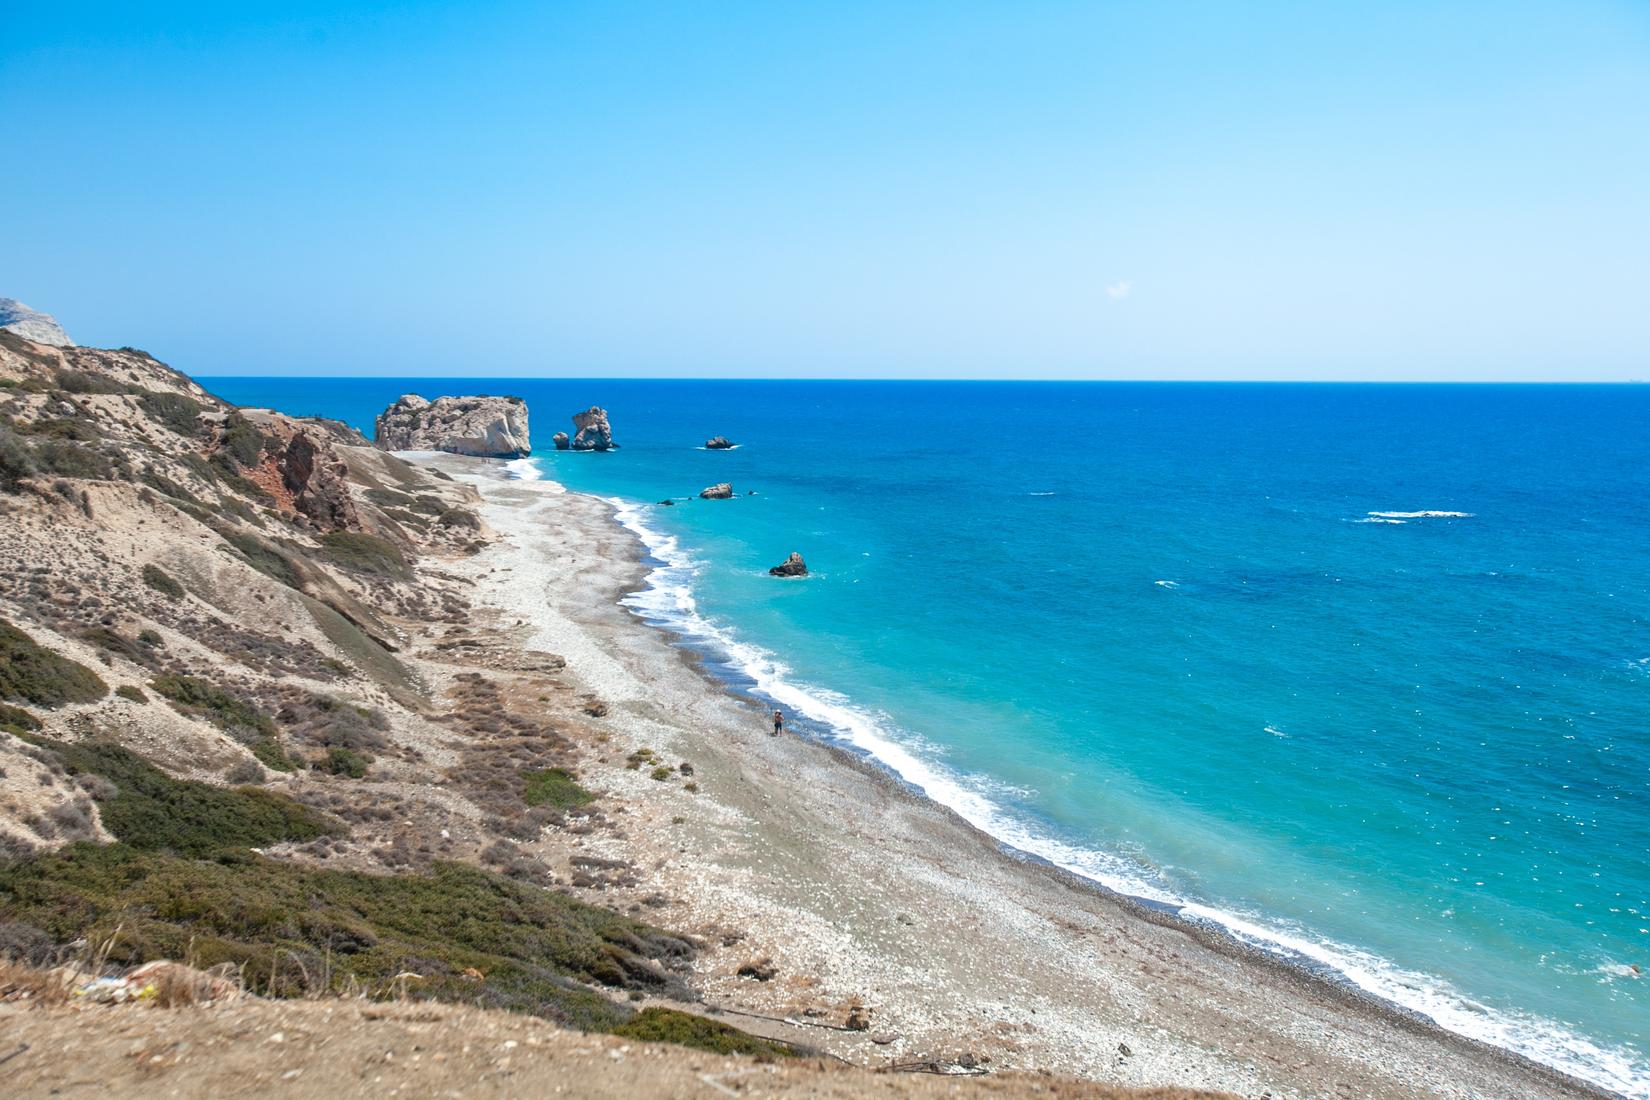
[
  {"xmin": 0, "ymin": 298, "xmax": 73, "ymax": 346},
  {"xmin": 374, "ymin": 394, "xmax": 530, "ymax": 458},
  {"xmin": 768, "ymin": 552, "xmax": 808, "ymax": 577},
  {"xmin": 705, "ymin": 436, "xmax": 735, "ymax": 450},
  {"xmin": 570, "ymin": 406, "xmax": 616, "ymax": 451},
  {"xmin": 552, "ymin": 432, "xmax": 570, "ymax": 450},
  {"xmin": 699, "ymin": 483, "xmax": 734, "ymax": 500}
]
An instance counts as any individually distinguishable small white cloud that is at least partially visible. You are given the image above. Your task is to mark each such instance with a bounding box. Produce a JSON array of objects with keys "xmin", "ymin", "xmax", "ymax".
[{"xmin": 1105, "ymin": 280, "xmax": 1132, "ymax": 300}]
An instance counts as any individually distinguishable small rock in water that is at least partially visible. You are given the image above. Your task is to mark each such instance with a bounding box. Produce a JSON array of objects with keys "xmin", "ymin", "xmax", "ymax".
[
  {"xmin": 552, "ymin": 431, "xmax": 570, "ymax": 450},
  {"xmin": 768, "ymin": 552, "xmax": 807, "ymax": 577},
  {"xmin": 705, "ymin": 436, "xmax": 735, "ymax": 449},
  {"xmin": 699, "ymin": 482, "xmax": 734, "ymax": 499},
  {"xmin": 657, "ymin": 499, "xmax": 675, "ymax": 506}
]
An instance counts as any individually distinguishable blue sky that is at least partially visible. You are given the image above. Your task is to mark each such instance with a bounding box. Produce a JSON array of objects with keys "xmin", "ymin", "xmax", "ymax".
[{"xmin": 4, "ymin": 2, "xmax": 1648, "ymax": 379}]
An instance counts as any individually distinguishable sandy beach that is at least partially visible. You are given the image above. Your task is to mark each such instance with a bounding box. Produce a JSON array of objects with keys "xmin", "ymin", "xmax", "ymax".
[{"xmin": 429, "ymin": 454, "xmax": 1612, "ymax": 1100}]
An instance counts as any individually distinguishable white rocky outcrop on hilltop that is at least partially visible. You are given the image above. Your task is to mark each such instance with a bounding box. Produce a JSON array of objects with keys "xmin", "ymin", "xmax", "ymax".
[{"xmin": 0, "ymin": 298, "xmax": 74, "ymax": 346}]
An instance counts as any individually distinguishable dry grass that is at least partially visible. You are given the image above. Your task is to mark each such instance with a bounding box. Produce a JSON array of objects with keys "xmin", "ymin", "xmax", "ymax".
[{"xmin": 0, "ymin": 959, "xmax": 72, "ymax": 1006}]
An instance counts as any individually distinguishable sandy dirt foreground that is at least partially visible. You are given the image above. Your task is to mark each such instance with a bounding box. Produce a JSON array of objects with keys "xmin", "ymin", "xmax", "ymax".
[
  {"xmin": 428, "ymin": 457, "xmax": 1611, "ymax": 1100},
  {"xmin": 0, "ymin": 998, "xmax": 1229, "ymax": 1099}
]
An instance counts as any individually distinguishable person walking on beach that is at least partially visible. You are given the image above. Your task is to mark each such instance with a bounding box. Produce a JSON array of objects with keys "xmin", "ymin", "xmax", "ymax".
[{"xmin": 772, "ymin": 709, "xmax": 785, "ymax": 737}]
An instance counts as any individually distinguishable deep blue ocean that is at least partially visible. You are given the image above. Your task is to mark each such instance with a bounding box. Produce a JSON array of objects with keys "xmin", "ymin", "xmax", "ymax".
[{"xmin": 204, "ymin": 377, "xmax": 1650, "ymax": 1094}]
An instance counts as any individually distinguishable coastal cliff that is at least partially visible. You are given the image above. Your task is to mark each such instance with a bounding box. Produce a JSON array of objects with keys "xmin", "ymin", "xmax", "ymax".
[{"xmin": 374, "ymin": 393, "xmax": 530, "ymax": 458}]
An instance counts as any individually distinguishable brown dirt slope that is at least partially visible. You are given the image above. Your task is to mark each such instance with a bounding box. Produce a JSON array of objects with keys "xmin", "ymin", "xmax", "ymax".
[{"xmin": 0, "ymin": 998, "xmax": 1231, "ymax": 1099}]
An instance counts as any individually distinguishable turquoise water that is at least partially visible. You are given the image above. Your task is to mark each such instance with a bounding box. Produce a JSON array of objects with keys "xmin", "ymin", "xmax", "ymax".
[{"xmin": 206, "ymin": 378, "xmax": 1650, "ymax": 1094}]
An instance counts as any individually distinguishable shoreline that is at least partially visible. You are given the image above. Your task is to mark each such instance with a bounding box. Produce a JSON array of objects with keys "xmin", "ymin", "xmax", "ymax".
[{"xmin": 431, "ymin": 452, "xmax": 1622, "ymax": 1100}]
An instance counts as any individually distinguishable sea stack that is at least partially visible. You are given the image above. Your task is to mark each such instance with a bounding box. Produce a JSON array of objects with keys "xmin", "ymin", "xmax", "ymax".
[
  {"xmin": 705, "ymin": 436, "xmax": 735, "ymax": 450},
  {"xmin": 374, "ymin": 394, "xmax": 530, "ymax": 458},
  {"xmin": 768, "ymin": 552, "xmax": 808, "ymax": 577},
  {"xmin": 571, "ymin": 406, "xmax": 616, "ymax": 451},
  {"xmin": 552, "ymin": 432, "xmax": 570, "ymax": 450},
  {"xmin": 700, "ymin": 482, "xmax": 734, "ymax": 499}
]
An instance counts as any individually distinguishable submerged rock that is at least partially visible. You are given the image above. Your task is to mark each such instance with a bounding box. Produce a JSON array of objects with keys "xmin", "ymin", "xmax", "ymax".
[
  {"xmin": 768, "ymin": 552, "xmax": 807, "ymax": 577},
  {"xmin": 374, "ymin": 394, "xmax": 530, "ymax": 458},
  {"xmin": 705, "ymin": 436, "xmax": 735, "ymax": 450},
  {"xmin": 552, "ymin": 431, "xmax": 570, "ymax": 450},
  {"xmin": 570, "ymin": 406, "xmax": 616, "ymax": 451},
  {"xmin": 699, "ymin": 483, "xmax": 734, "ymax": 499}
]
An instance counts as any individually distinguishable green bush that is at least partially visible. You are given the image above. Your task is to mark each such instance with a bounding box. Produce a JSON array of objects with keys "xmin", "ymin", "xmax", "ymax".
[
  {"xmin": 141, "ymin": 564, "xmax": 186, "ymax": 599},
  {"xmin": 36, "ymin": 739, "xmax": 333, "ymax": 857},
  {"xmin": 0, "ymin": 619, "xmax": 108, "ymax": 706},
  {"xmin": 218, "ymin": 413, "xmax": 271, "ymax": 469},
  {"xmin": 0, "ymin": 425, "xmax": 34, "ymax": 492},
  {"xmin": 114, "ymin": 685, "xmax": 148, "ymax": 704},
  {"xmin": 77, "ymin": 626, "xmax": 154, "ymax": 668},
  {"xmin": 30, "ymin": 438, "xmax": 113, "ymax": 481},
  {"xmin": 0, "ymin": 850, "xmax": 691, "ymax": 1031},
  {"xmin": 221, "ymin": 530, "xmax": 301, "ymax": 588},
  {"xmin": 0, "ymin": 702, "xmax": 41, "ymax": 734},
  {"xmin": 137, "ymin": 390, "xmax": 204, "ymax": 437},
  {"xmin": 321, "ymin": 531, "xmax": 409, "ymax": 579},
  {"xmin": 437, "ymin": 507, "xmax": 481, "ymax": 530},
  {"xmin": 523, "ymin": 768, "xmax": 595, "ymax": 809},
  {"xmin": 325, "ymin": 746, "xmax": 371, "ymax": 778},
  {"xmin": 252, "ymin": 738, "xmax": 300, "ymax": 773},
  {"xmin": 149, "ymin": 673, "xmax": 276, "ymax": 742},
  {"xmin": 611, "ymin": 1008, "xmax": 798, "ymax": 1057},
  {"xmin": 54, "ymin": 368, "xmax": 127, "ymax": 395}
]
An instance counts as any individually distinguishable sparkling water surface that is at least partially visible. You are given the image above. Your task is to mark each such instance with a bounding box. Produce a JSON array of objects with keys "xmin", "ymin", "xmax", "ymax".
[{"xmin": 205, "ymin": 377, "xmax": 1650, "ymax": 1094}]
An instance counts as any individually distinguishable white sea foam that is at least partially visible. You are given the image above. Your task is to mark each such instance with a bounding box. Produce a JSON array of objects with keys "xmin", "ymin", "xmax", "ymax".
[
  {"xmin": 1354, "ymin": 517, "xmax": 1406, "ymax": 525},
  {"xmin": 503, "ymin": 456, "xmax": 544, "ymax": 482},
  {"xmin": 1154, "ymin": 580, "xmax": 1180, "ymax": 589},
  {"xmin": 600, "ymin": 493, "xmax": 1648, "ymax": 1098},
  {"xmin": 1263, "ymin": 725, "xmax": 1289, "ymax": 738},
  {"xmin": 1366, "ymin": 510, "xmax": 1474, "ymax": 519}
]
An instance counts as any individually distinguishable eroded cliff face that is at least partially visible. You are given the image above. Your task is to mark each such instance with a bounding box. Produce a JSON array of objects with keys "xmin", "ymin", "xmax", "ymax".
[{"xmin": 373, "ymin": 394, "xmax": 530, "ymax": 458}]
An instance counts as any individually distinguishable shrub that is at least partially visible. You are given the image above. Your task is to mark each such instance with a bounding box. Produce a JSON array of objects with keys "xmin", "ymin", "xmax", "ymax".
[
  {"xmin": 76, "ymin": 626, "xmax": 154, "ymax": 668},
  {"xmin": 321, "ymin": 532, "xmax": 409, "ymax": 580},
  {"xmin": 0, "ymin": 702, "xmax": 41, "ymax": 734},
  {"xmin": 31, "ymin": 739, "xmax": 333, "ymax": 857},
  {"xmin": 325, "ymin": 746, "xmax": 371, "ymax": 778},
  {"xmin": 114, "ymin": 685, "xmax": 147, "ymax": 704},
  {"xmin": 221, "ymin": 531, "xmax": 301, "ymax": 588},
  {"xmin": 141, "ymin": 564, "xmax": 186, "ymax": 600},
  {"xmin": 0, "ymin": 850, "xmax": 699, "ymax": 1033},
  {"xmin": 522, "ymin": 768, "xmax": 595, "ymax": 810},
  {"xmin": 0, "ymin": 620, "xmax": 108, "ymax": 706},
  {"xmin": 21, "ymin": 417, "xmax": 101, "ymax": 442},
  {"xmin": 0, "ymin": 425, "xmax": 34, "ymax": 492},
  {"xmin": 30, "ymin": 439, "xmax": 112, "ymax": 481},
  {"xmin": 136, "ymin": 390, "xmax": 204, "ymax": 437},
  {"xmin": 217, "ymin": 413, "xmax": 271, "ymax": 469},
  {"xmin": 54, "ymin": 368, "xmax": 126, "ymax": 395},
  {"xmin": 611, "ymin": 1008, "xmax": 798, "ymax": 1057},
  {"xmin": 149, "ymin": 673, "xmax": 276, "ymax": 741},
  {"xmin": 437, "ymin": 508, "xmax": 480, "ymax": 530},
  {"xmin": 138, "ymin": 468, "xmax": 195, "ymax": 503}
]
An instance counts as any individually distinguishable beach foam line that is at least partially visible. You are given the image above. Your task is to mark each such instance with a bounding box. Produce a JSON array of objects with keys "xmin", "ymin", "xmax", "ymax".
[{"xmin": 597, "ymin": 490, "xmax": 1646, "ymax": 1098}]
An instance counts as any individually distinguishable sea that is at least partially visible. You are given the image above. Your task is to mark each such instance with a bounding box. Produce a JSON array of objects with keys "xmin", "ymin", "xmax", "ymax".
[{"xmin": 203, "ymin": 377, "xmax": 1650, "ymax": 1096}]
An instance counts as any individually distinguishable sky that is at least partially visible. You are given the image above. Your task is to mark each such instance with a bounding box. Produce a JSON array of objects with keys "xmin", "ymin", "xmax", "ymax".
[{"xmin": 3, "ymin": 1, "xmax": 1648, "ymax": 380}]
